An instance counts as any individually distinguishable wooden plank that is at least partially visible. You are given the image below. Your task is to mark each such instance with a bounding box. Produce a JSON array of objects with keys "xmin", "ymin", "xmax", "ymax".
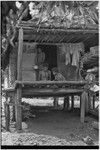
[{"xmin": 80, "ymin": 91, "xmax": 86, "ymax": 123}]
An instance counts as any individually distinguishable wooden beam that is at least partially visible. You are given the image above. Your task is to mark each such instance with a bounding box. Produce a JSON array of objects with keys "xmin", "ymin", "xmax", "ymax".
[
  {"xmin": 22, "ymin": 88, "xmax": 83, "ymax": 97},
  {"xmin": 18, "ymin": 26, "xmax": 98, "ymax": 34},
  {"xmin": 15, "ymin": 80, "xmax": 86, "ymax": 86},
  {"xmin": 15, "ymin": 28, "xmax": 23, "ymax": 131},
  {"xmin": 23, "ymin": 31, "xmax": 98, "ymax": 44}
]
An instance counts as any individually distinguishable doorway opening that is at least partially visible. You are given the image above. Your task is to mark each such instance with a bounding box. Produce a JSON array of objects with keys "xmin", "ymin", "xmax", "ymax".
[{"xmin": 38, "ymin": 44, "xmax": 57, "ymax": 80}]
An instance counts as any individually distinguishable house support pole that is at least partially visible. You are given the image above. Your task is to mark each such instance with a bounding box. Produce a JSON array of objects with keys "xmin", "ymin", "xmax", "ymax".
[
  {"xmin": 63, "ymin": 96, "xmax": 69, "ymax": 110},
  {"xmin": 53, "ymin": 97, "xmax": 59, "ymax": 109},
  {"xmin": 4, "ymin": 94, "xmax": 10, "ymax": 131},
  {"xmin": 15, "ymin": 28, "xmax": 23, "ymax": 131},
  {"xmin": 71, "ymin": 95, "xmax": 74, "ymax": 111},
  {"xmin": 80, "ymin": 91, "xmax": 87, "ymax": 123}
]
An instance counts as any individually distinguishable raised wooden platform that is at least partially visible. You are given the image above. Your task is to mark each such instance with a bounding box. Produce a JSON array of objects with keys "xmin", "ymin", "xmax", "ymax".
[
  {"xmin": 2, "ymin": 80, "xmax": 87, "ymax": 132},
  {"xmin": 3, "ymin": 80, "xmax": 86, "ymax": 97}
]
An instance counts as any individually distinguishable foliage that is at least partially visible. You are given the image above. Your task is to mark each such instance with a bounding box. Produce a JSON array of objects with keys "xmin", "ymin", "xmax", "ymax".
[{"xmin": 30, "ymin": 1, "xmax": 98, "ymax": 27}]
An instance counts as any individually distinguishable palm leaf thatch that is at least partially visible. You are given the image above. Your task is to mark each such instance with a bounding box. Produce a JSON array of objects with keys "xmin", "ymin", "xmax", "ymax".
[
  {"xmin": 1, "ymin": 1, "xmax": 99, "ymax": 71},
  {"xmin": 30, "ymin": 1, "xmax": 98, "ymax": 28}
]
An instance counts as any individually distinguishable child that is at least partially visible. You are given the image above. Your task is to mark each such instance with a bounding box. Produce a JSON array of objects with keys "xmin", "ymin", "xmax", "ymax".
[
  {"xmin": 38, "ymin": 63, "xmax": 51, "ymax": 81},
  {"xmin": 52, "ymin": 67, "xmax": 66, "ymax": 81}
]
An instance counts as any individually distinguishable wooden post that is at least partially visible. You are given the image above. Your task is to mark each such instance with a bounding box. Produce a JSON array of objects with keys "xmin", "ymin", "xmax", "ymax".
[
  {"xmin": 4, "ymin": 94, "xmax": 10, "ymax": 131},
  {"xmin": 85, "ymin": 92, "xmax": 89, "ymax": 113},
  {"xmin": 63, "ymin": 96, "xmax": 69, "ymax": 110},
  {"xmin": 88, "ymin": 93, "xmax": 91, "ymax": 110},
  {"xmin": 15, "ymin": 28, "xmax": 23, "ymax": 131},
  {"xmin": 5, "ymin": 103, "xmax": 10, "ymax": 131},
  {"xmin": 12, "ymin": 93, "xmax": 16, "ymax": 122},
  {"xmin": 17, "ymin": 28, "xmax": 23, "ymax": 81},
  {"xmin": 80, "ymin": 91, "xmax": 86, "ymax": 123},
  {"xmin": 93, "ymin": 95, "xmax": 95, "ymax": 109},
  {"xmin": 15, "ymin": 86, "xmax": 22, "ymax": 131},
  {"xmin": 80, "ymin": 95, "xmax": 81, "ymax": 110},
  {"xmin": 71, "ymin": 95, "xmax": 74, "ymax": 111},
  {"xmin": 12, "ymin": 105, "xmax": 16, "ymax": 121},
  {"xmin": 53, "ymin": 97, "xmax": 59, "ymax": 109}
]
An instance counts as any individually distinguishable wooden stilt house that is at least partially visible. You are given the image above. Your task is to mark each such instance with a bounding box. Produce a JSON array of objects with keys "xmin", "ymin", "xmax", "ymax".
[{"xmin": 2, "ymin": 19, "xmax": 99, "ymax": 131}]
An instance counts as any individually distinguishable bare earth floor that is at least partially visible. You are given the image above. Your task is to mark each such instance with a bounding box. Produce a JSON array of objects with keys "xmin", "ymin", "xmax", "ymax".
[{"xmin": 2, "ymin": 98, "xmax": 99, "ymax": 146}]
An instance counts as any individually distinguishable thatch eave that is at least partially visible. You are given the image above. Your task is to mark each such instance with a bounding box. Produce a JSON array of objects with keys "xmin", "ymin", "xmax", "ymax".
[
  {"xmin": 17, "ymin": 20, "xmax": 99, "ymax": 32},
  {"xmin": 16, "ymin": 21, "xmax": 98, "ymax": 45}
]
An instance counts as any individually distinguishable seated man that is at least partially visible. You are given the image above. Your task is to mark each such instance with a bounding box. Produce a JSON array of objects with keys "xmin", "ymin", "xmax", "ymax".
[{"xmin": 38, "ymin": 63, "xmax": 51, "ymax": 81}]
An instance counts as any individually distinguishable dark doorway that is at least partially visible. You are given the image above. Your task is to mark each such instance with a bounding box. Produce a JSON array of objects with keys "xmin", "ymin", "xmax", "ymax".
[{"xmin": 38, "ymin": 44, "xmax": 57, "ymax": 80}]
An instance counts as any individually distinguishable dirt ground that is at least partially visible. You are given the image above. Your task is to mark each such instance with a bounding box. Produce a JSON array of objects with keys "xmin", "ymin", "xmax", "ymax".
[{"xmin": 1, "ymin": 97, "xmax": 99, "ymax": 146}]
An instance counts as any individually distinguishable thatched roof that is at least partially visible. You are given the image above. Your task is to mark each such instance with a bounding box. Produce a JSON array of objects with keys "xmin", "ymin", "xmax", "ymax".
[
  {"xmin": 2, "ymin": 1, "xmax": 99, "ymax": 71},
  {"xmin": 16, "ymin": 20, "xmax": 98, "ymax": 48},
  {"xmin": 16, "ymin": 1, "xmax": 99, "ymax": 46}
]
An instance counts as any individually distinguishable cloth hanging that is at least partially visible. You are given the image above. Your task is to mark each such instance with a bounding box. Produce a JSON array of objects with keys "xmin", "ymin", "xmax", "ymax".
[
  {"xmin": 71, "ymin": 42, "xmax": 84, "ymax": 66},
  {"xmin": 72, "ymin": 47, "xmax": 80, "ymax": 66},
  {"xmin": 64, "ymin": 43, "xmax": 71, "ymax": 65},
  {"xmin": 72, "ymin": 42, "xmax": 84, "ymax": 67},
  {"xmin": 62, "ymin": 42, "xmax": 84, "ymax": 67}
]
